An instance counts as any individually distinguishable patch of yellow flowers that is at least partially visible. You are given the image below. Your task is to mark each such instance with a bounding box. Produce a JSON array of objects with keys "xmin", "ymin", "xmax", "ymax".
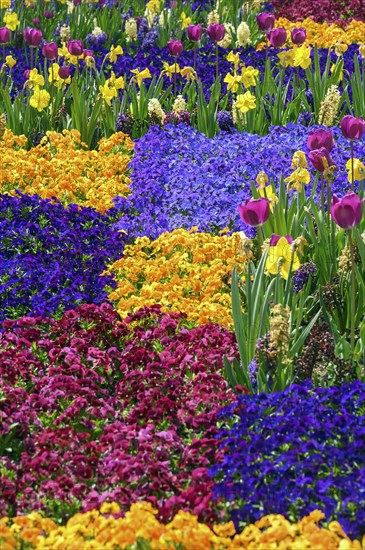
[
  {"xmin": 105, "ymin": 228, "xmax": 245, "ymax": 328},
  {"xmin": 0, "ymin": 129, "xmax": 133, "ymax": 212},
  {"xmin": 0, "ymin": 502, "xmax": 363, "ymax": 550}
]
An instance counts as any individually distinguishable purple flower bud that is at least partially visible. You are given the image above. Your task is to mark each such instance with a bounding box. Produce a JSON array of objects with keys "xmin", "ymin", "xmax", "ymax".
[
  {"xmin": 83, "ymin": 49, "xmax": 94, "ymax": 58},
  {"xmin": 340, "ymin": 115, "xmax": 365, "ymax": 140},
  {"xmin": 268, "ymin": 28, "xmax": 287, "ymax": 48},
  {"xmin": 331, "ymin": 192, "xmax": 364, "ymax": 228},
  {"xmin": 256, "ymin": 12, "xmax": 275, "ymax": 33},
  {"xmin": 308, "ymin": 147, "xmax": 336, "ymax": 173},
  {"xmin": 42, "ymin": 41, "xmax": 58, "ymax": 60},
  {"xmin": 67, "ymin": 39, "xmax": 83, "ymax": 56},
  {"xmin": 0, "ymin": 27, "xmax": 11, "ymax": 44},
  {"xmin": 307, "ymin": 129, "xmax": 334, "ymax": 153},
  {"xmin": 73, "ymin": 0, "xmax": 81, "ymax": 5},
  {"xmin": 23, "ymin": 69, "xmax": 31, "ymax": 80},
  {"xmin": 58, "ymin": 65, "xmax": 71, "ymax": 79},
  {"xmin": 206, "ymin": 23, "xmax": 225, "ymax": 43},
  {"xmin": 187, "ymin": 24, "xmax": 203, "ymax": 42},
  {"xmin": 167, "ymin": 39, "xmax": 183, "ymax": 57},
  {"xmin": 270, "ymin": 234, "xmax": 293, "ymax": 246},
  {"xmin": 32, "ymin": 18, "xmax": 40, "ymax": 27},
  {"xmin": 291, "ymin": 27, "xmax": 306, "ymax": 45},
  {"xmin": 44, "ymin": 10, "xmax": 53, "ymax": 18},
  {"xmin": 24, "ymin": 27, "xmax": 43, "ymax": 47},
  {"xmin": 238, "ymin": 198, "xmax": 270, "ymax": 227}
]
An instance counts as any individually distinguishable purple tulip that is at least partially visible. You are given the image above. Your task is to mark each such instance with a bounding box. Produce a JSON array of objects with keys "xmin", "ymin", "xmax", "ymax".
[
  {"xmin": 256, "ymin": 12, "xmax": 275, "ymax": 33},
  {"xmin": 23, "ymin": 69, "xmax": 31, "ymax": 80},
  {"xmin": 73, "ymin": 0, "xmax": 82, "ymax": 5},
  {"xmin": 238, "ymin": 198, "xmax": 270, "ymax": 227},
  {"xmin": 23, "ymin": 27, "xmax": 43, "ymax": 47},
  {"xmin": 308, "ymin": 147, "xmax": 336, "ymax": 173},
  {"xmin": 67, "ymin": 39, "xmax": 83, "ymax": 56},
  {"xmin": 58, "ymin": 65, "xmax": 71, "ymax": 79},
  {"xmin": 206, "ymin": 23, "xmax": 225, "ymax": 43},
  {"xmin": 270, "ymin": 234, "xmax": 293, "ymax": 246},
  {"xmin": 331, "ymin": 192, "xmax": 364, "ymax": 228},
  {"xmin": 167, "ymin": 39, "xmax": 183, "ymax": 57},
  {"xmin": 83, "ymin": 49, "xmax": 94, "ymax": 58},
  {"xmin": 307, "ymin": 129, "xmax": 334, "ymax": 153},
  {"xmin": 32, "ymin": 18, "xmax": 40, "ymax": 26},
  {"xmin": 291, "ymin": 27, "xmax": 306, "ymax": 45},
  {"xmin": 268, "ymin": 28, "xmax": 287, "ymax": 48},
  {"xmin": 0, "ymin": 27, "xmax": 11, "ymax": 44},
  {"xmin": 340, "ymin": 115, "xmax": 365, "ymax": 140},
  {"xmin": 187, "ymin": 24, "xmax": 203, "ymax": 42},
  {"xmin": 44, "ymin": 10, "xmax": 53, "ymax": 18},
  {"xmin": 42, "ymin": 41, "xmax": 58, "ymax": 60}
]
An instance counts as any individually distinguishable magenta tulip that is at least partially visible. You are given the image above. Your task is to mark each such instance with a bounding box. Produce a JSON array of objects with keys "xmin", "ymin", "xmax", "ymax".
[
  {"xmin": 268, "ymin": 28, "xmax": 287, "ymax": 48},
  {"xmin": 187, "ymin": 24, "xmax": 203, "ymax": 42},
  {"xmin": 58, "ymin": 65, "xmax": 71, "ymax": 79},
  {"xmin": 167, "ymin": 39, "xmax": 183, "ymax": 57},
  {"xmin": 32, "ymin": 18, "xmax": 40, "ymax": 26},
  {"xmin": 238, "ymin": 198, "xmax": 270, "ymax": 227},
  {"xmin": 270, "ymin": 234, "xmax": 293, "ymax": 246},
  {"xmin": 206, "ymin": 23, "xmax": 225, "ymax": 43},
  {"xmin": 340, "ymin": 115, "xmax": 365, "ymax": 140},
  {"xmin": 42, "ymin": 41, "xmax": 58, "ymax": 60},
  {"xmin": 291, "ymin": 27, "xmax": 306, "ymax": 45},
  {"xmin": 0, "ymin": 27, "xmax": 11, "ymax": 44},
  {"xmin": 83, "ymin": 49, "xmax": 94, "ymax": 58},
  {"xmin": 67, "ymin": 39, "xmax": 83, "ymax": 56},
  {"xmin": 307, "ymin": 129, "xmax": 334, "ymax": 153},
  {"xmin": 44, "ymin": 10, "xmax": 53, "ymax": 18},
  {"xmin": 331, "ymin": 192, "xmax": 364, "ymax": 228},
  {"xmin": 23, "ymin": 69, "xmax": 31, "ymax": 80},
  {"xmin": 308, "ymin": 147, "xmax": 336, "ymax": 173},
  {"xmin": 23, "ymin": 27, "xmax": 43, "ymax": 47},
  {"xmin": 256, "ymin": 12, "xmax": 275, "ymax": 33}
]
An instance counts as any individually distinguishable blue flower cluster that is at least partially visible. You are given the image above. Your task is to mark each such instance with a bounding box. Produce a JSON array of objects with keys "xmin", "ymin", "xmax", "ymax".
[
  {"xmin": 210, "ymin": 381, "xmax": 365, "ymax": 538},
  {"xmin": 110, "ymin": 123, "xmax": 363, "ymax": 240},
  {"xmin": 0, "ymin": 193, "xmax": 125, "ymax": 321}
]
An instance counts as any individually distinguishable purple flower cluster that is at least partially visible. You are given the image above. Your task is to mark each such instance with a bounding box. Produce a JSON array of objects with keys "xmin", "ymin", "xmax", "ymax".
[
  {"xmin": 0, "ymin": 193, "xmax": 125, "ymax": 321},
  {"xmin": 0, "ymin": 303, "xmax": 237, "ymax": 522},
  {"xmin": 110, "ymin": 123, "xmax": 364, "ymax": 240},
  {"xmin": 210, "ymin": 382, "xmax": 365, "ymax": 538}
]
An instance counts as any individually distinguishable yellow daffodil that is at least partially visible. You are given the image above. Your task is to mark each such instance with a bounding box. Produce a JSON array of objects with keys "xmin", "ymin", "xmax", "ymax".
[
  {"xmin": 291, "ymin": 151, "xmax": 308, "ymax": 169},
  {"xmin": 58, "ymin": 43, "xmax": 70, "ymax": 58},
  {"xmin": 258, "ymin": 184, "xmax": 278, "ymax": 206},
  {"xmin": 29, "ymin": 87, "xmax": 50, "ymax": 111},
  {"xmin": 146, "ymin": 0, "xmax": 162, "ymax": 14},
  {"xmin": 161, "ymin": 62, "xmax": 180, "ymax": 80},
  {"xmin": 99, "ymin": 81, "xmax": 117, "ymax": 105},
  {"xmin": 330, "ymin": 63, "xmax": 343, "ymax": 81},
  {"xmin": 26, "ymin": 68, "xmax": 45, "ymax": 88},
  {"xmin": 235, "ymin": 91, "xmax": 256, "ymax": 113},
  {"xmin": 180, "ymin": 11, "xmax": 191, "ymax": 30},
  {"xmin": 293, "ymin": 46, "xmax": 311, "ymax": 69},
  {"xmin": 359, "ymin": 44, "xmax": 365, "ymax": 59},
  {"xmin": 278, "ymin": 49, "xmax": 295, "ymax": 68},
  {"xmin": 334, "ymin": 42, "xmax": 348, "ymax": 56},
  {"xmin": 346, "ymin": 158, "xmax": 365, "ymax": 182},
  {"xmin": 48, "ymin": 63, "xmax": 71, "ymax": 87},
  {"xmin": 130, "ymin": 67, "xmax": 152, "ymax": 87},
  {"xmin": 239, "ymin": 66, "xmax": 259, "ymax": 88},
  {"xmin": 5, "ymin": 55, "xmax": 16, "ymax": 68},
  {"xmin": 3, "ymin": 11, "xmax": 20, "ymax": 31},
  {"xmin": 0, "ymin": 0, "xmax": 11, "ymax": 8},
  {"xmin": 180, "ymin": 66, "xmax": 196, "ymax": 81},
  {"xmin": 108, "ymin": 45, "xmax": 123, "ymax": 63},
  {"xmin": 256, "ymin": 171, "xmax": 269, "ymax": 188},
  {"xmin": 285, "ymin": 167, "xmax": 310, "ymax": 192},
  {"xmin": 226, "ymin": 51, "xmax": 240, "ymax": 72},
  {"xmin": 109, "ymin": 71, "xmax": 124, "ymax": 90},
  {"xmin": 224, "ymin": 72, "xmax": 241, "ymax": 93},
  {"xmin": 266, "ymin": 236, "xmax": 300, "ymax": 280}
]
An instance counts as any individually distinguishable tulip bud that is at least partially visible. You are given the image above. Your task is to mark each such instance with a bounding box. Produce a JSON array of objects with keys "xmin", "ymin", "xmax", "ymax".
[
  {"xmin": 291, "ymin": 27, "xmax": 306, "ymax": 45},
  {"xmin": 256, "ymin": 12, "xmax": 275, "ymax": 32},
  {"xmin": 270, "ymin": 234, "xmax": 293, "ymax": 246},
  {"xmin": 268, "ymin": 28, "xmax": 287, "ymax": 48},
  {"xmin": 83, "ymin": 49, "xmax": 94, "ymax": 58},
  {"xmin": 42, "ymin": 41, "xmax": 58, "ymax": 60},
  {"xmin": 331, "ymin": 192, "xmax": 364, "ymax": 228},
  {"xmin": 67, "ymin": 39, "xmax": 83, "ymax": 56},
  {"xmin": 32, "ymin": 18, "xmax": 40, "ymax": 26},
  {"xmin": 187, "ymin": 24, "xmax": 203, "ymax": 42},
  {"xmin": 238, "ymin": 198, "xmax": 270, "ymax": 227},
  {"xmin": 58, "ymin": 65, "xmax": 71, "ymax": 79},
  {"xmin": 0, "ymin": 27, "xmax": 11, "ymax": 44},
  {"xmin": 307, "ymin": 129, "xmax": 334, "ymax": 153},
  {"xmin": 308, "ymin": 147, "xmax": 336, "ymax": 173},
  {"xmin": 167, "ymin": 39, "xmax": 183, "ymax": 57},
  {"xmin": 340, "ymin": 115, "xmax": 365, "ymax": 140},
  {"xmin": 206, "ymin": 23, "xmax": 225, "ymax": 43},
  {"xmin": 24, "ymin": 27, "xmax": 43, "ymax": 47},
  {"xmin": 44, "ymin": 10, "xmax": 53, "ymax": 18},
  {"xmin": 23, "ymin": 69, "xmax": 31, "ymax": 80}
]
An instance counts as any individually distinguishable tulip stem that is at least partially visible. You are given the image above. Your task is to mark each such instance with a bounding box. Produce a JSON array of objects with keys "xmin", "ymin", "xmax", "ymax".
[
  {"xmin": 30, "ymin": 47, "xmax": 34, "ymax": 70},
  {"xmin": 327, "ymin": 178, "xmax": 331, "ymax": 226},
  {"xmin": 351, "ymin": 140, "xmax": 354, "ymax": 191},
  {"xmin": 215, "ymin": 43, "xmax": 219, "ymax": 81},
  {"xmin": 193, "ymin": 44, "xmax": 197, "ymax": 72},
  {"xmin": 256, "ymin": 227, "xmax": 262, "ymax": 260},
  {"xmin": 348, "ymin": 229, "xmax": 356, "ymax": 360},
  {"xmin": 321, "ymin": 175, "xmax": 325, "ymax": 215}
]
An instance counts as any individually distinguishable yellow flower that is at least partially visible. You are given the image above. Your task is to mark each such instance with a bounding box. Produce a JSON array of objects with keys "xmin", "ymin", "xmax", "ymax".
[
  {"xmin": 224, "ymin": 72, "xmax": 241, "ymax": 93},
  {"xmin": 109, "ymin": 71, "xmax": 124, "ymax": 90},
  {"xmin": 359, "ymin": 44, "xmax": 365, "ymax": 58},
  {"xmin": 5, "ymin": 55, "xmax": 16, "ymax": 68},
  {"xmin": 29, "ymin": 87, "xmax": 50, "ymax": 111},
  {"xmin": 3, "ymin": 11, "xmax": 20, "ymax": 31},
  {"xmin": 293, "ymin": 45, "xmax": 311, "ymax": 69},
  {"xmin": 27, "ymin": 68, "xmax": 45, "ymax": 88},
  {"xmin": 239, "ymin": 66, "xmax": 259, "ymax": 88},
  {"xmin": 180, "ymin": 11, "xmax": 191, "ymax": 30},
  {"xmin": 99, "ymin": 81, "xmax": 117, "ymax": 106},
  {"xmin": 161, "ymin": 62, "xmax": 180, "ymax": 80},
  {"xmin": 292, "ymin": 150, "xmax": 308, "ymax": 169},
  {"xmin": 256, "ymin": 171, "xmax": 269, "ymax": 188},
  {"xmin": 266, "ymin": 236, "xmax": 300, "ymax": 280},
  {"xmin": 180, "ymin": 66, "xmax": 196, "ymax": 81},
  {"xmin": 235, "ymin": 91, "xmax": 256, "ymax": 113},
  {"xmin": 0, "ymin": 0, "xmax": 11, "ymax": 7},
  {"xmin": 130, "ymin": 67, "xmax": 152, "ymax": 87},
  {"xmin": 259, "ymin": 184, "xmax": 278, "ymax": 206},
  {"xmin": 278, "ymin": 48, "xmax": 295, "ymax": 68},
  {"xmin": 226, "ymin": 51, "xmax": 240, "ymax": 72},
  {"xmin": 58, "ymin": 43, "xmax": 69, "ymax": 58},
  {"xmin": 346, "ymin": 158, "xmax": 365, "ymax": 182},
  {"xmin": 108, "ymin": 44, "xmax": 123, "ymax": 63},
  {"xmin": 330, "ymin": 62, "xmax": 343, "ymax": 81},
  {"xmin": 285, "ymin": 167, "xmax": 310, "ymax": 192},
  {"xmin": 334, "ymin": 42, "xmax": 348, "ymax": 56},
  {"xmin": 146, "ymin": 0, "xmax": 161, "ymax": 14}
]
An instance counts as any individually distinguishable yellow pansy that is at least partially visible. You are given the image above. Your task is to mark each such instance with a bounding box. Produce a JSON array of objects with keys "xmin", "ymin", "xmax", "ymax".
[
  {"xmin": 293, "ymin": 45, "xmax": 311, "ymax": 69},
  {"xmin": 161, "ymin": 62, "xmax": 180, "ymax": 80},
  {"xmin": 5, "ymin": 55, "xmax": 16, "ymax": 68},
  {"xmin": 235, "ymin": 91, "xmax": 256, "ymax": 113},
  {"xmin": 224, "ymin": 72, "xmax": 241, "ymax": 93},
  {"xmin": 108, "ymin": 44, "xmax": 123, "ymax": 63},
  {"xmin": 346, "ymin": 158, "xmax": 365, "ymax": 182},
  {"xmin": 3, "ymin": 11, "xmax": 20, "ymax": 31},
  {"xmin": 239, "ymin": 66, "xmax": 259, "ymax": 88},
  {"xmin": 130, "ymin": 67, "xmax": 152, "ymax": 87},
  {"xmin": 180, "ymin": 11, "xmax": 191, "ymax": 30},
  {"xmin": 226, "ymin": 51, "xmax": 240, "ymax": 72},
  {"xmin": 29, "ymin": 87, "xmax": 50, "ymax": 111},
  {"xmin": 266, "ymin": 236, "xmax": 300, "ymax": 280},
  {"xmin": 278, "ymin": 48, "xmax": 295, "ymax": 68}
]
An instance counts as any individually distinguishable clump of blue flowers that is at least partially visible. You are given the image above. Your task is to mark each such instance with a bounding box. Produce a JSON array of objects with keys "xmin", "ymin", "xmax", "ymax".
[{"xmin": 210, "ymin": 381, "xmax": 365, "ymax": 538}]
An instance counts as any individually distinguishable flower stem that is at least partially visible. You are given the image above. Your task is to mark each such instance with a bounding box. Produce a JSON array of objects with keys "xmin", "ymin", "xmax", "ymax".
[
  {"xmin": 351, "ymin": 140, "xmax": 354, "ymax": 191},
  {"xmin": 193, "ymin": 44, "xmax": 197, "ymax": 72},
  {"xmin": 348, "ymin": 229, "xmax": 356, "ymax": 359},
  {"xmin": 215, "ymin": 43, "xmax": 219, "ymax": 80}
]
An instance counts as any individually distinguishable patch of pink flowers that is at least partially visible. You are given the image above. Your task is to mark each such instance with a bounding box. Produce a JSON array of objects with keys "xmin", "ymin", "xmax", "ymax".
[
  {"xmin": 272, "ymin": 0, "xmax": 365, "ymax": 24},
  {"xmin": 0, "ymin": 304, "xmax": 238, "ymax": 523}
]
